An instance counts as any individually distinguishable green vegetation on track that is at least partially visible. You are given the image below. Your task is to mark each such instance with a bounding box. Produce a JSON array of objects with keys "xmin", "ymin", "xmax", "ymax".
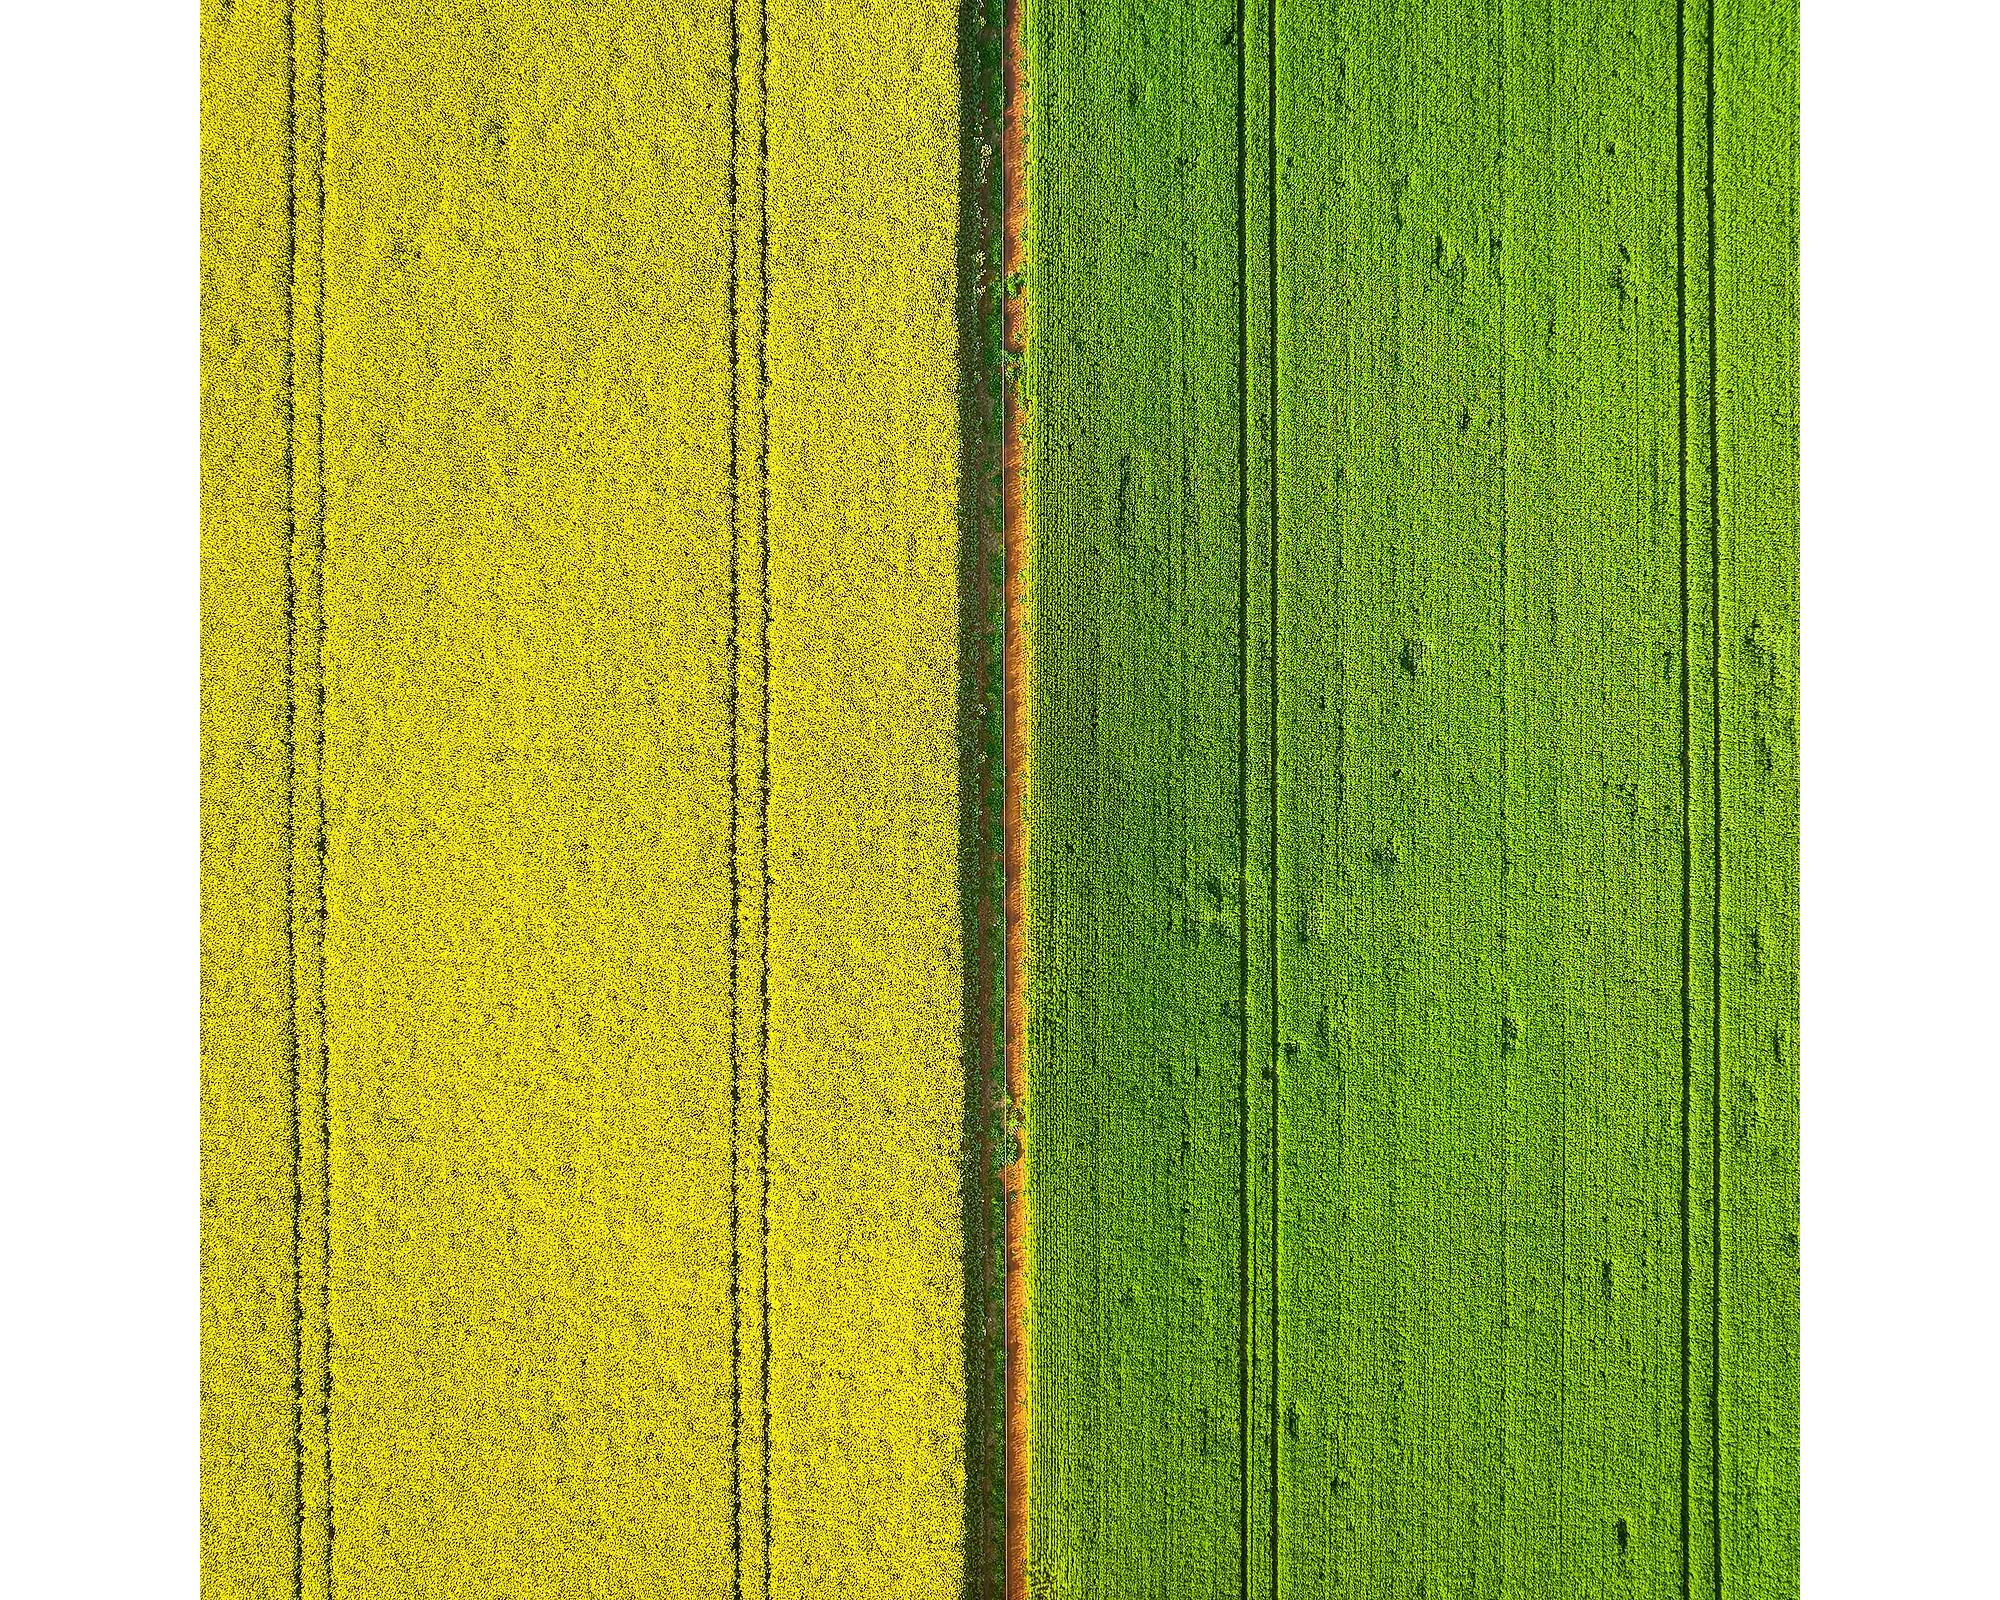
[{"xmin": 1019, "ymin": 0, "xmax": 1797, "ymax": 1592}]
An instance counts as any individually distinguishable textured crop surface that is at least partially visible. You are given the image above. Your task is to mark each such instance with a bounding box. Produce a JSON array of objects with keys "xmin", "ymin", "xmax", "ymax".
[
  {"xmin": 199, "ymin": 0, "xmax": 979, "ymax": 1594},
  {"xmin": 1019, "ymin": 0, "xmax": 1797, "ymax": 1595}
]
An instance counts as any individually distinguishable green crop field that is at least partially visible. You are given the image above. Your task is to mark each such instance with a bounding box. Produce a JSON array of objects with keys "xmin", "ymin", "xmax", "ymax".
[{"xmin": 1017, "ymin": 0, "xmax": 1797, "ymax": 1592}]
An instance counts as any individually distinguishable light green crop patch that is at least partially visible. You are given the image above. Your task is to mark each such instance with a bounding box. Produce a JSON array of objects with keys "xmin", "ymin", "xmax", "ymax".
[{"xmin": 1019, "ymin": 0, "xmax": 1798, "ymax": 1593}]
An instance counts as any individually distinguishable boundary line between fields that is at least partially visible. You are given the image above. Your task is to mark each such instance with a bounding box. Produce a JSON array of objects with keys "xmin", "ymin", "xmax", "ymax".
[
  {"xmin": 1000, "ymin": 0, "xmax": 1031, "ymax": 1584},
  {"xmin": 955, "ymin": 0, "xmax": 1010, "ymax": 1585}
]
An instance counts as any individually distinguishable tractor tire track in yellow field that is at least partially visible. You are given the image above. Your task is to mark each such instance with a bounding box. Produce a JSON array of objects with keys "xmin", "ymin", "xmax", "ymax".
[{"xmin": 726, "ymin": 0, "xmax": 772, "ymax": 1585}]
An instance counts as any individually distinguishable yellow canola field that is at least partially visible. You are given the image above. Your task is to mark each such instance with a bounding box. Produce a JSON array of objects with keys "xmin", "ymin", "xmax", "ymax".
[{"xmin": 200, "ymin": 0, "xmax": 967, "ymax": 1594}]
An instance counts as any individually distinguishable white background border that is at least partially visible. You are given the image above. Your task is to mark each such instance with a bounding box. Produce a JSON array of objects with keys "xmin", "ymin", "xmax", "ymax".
[
  {"xmin": 1806, "ymin": 0, "xmax": 2000, "ymax": 1590},
  {"xmin": 2, "ymin": 0, "xmax": 195, "ymax": 1590}
]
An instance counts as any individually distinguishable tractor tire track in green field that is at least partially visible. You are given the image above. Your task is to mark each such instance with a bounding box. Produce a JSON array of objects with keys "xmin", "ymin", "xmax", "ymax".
[{"xmin": 1019, "ymin": 0, "xmax": 1797, "ymax": 1592}]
